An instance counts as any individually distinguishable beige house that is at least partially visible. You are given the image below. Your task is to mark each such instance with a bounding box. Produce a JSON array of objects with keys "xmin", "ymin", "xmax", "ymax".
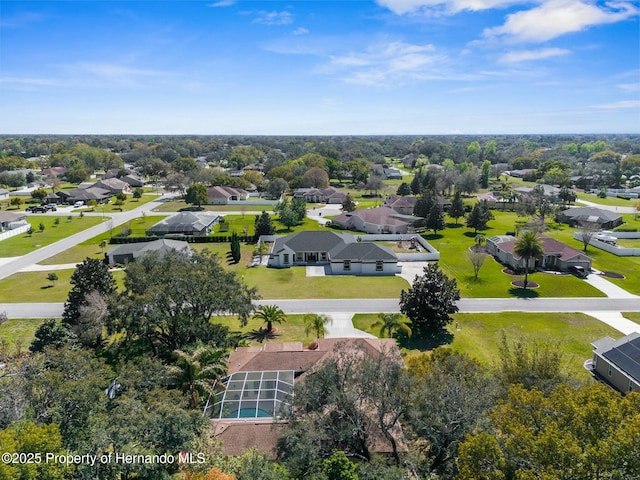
[
  {"xmin": 207, "ymin": 186, "xmax": 249, "ymax": 205},
  {"xmin": 486, "ymin": 234, "xmax": 592, "ymax": 273},
  {"xmin": 331, "ymin": 206, "xmax": 419, "ymax": 234},
  {"xmin": 589, "ymin": 333, "xmax": 640, "ymax": 394},
  {"xmin": 211, "ymin": 338, "xmax": 403, "ymax": 459}
]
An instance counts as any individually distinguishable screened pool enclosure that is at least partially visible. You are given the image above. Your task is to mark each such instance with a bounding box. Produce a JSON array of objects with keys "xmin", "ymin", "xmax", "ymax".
[{"xmin": 212, "ymin": 370, "xmax": 294, "ymax": 420}]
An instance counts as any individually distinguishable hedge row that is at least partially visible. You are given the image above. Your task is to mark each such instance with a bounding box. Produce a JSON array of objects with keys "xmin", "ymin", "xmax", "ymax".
[{"xmin": 109, "ymin": 235, "xmax": 255, "ymax": 244}]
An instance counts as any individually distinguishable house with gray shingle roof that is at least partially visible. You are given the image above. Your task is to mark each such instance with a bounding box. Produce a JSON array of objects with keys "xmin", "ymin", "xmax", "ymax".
[
  {"xmin": 267, "ymin": 230, "xmax": 399, "ymax": 275},
  {"xmin": 146, "ymin": 212, "xmax": 220, "ymax": 236},
  {"xmin": 106, "ymin": 239, "xmax": 191, "ymax": 264},
  {"xmin": 558, "ymin": 207, "xmax": 623, "ymax": 230}
]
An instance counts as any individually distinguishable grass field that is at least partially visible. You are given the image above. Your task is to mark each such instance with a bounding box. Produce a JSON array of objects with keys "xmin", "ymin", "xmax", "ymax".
[
  {"xmin": 426, "ymin": 212, "xmax": 607, "ymax": 298},
  {"xmin": 0, "ymin": 318, "xmax": 44, "ymax": 358},
  {"xmin": 213, "ymin": 313, "xmax": 320, "ymax": 347},
  {"xmin": 79, "ymin": 193, "xmax": 161, "ymax": 214},
  {"xmin": 576, "ymin": 192, "xmax": 640, "ymax": 208},
  {"xmin": 353, "ymin": 311, "xmax": 621, "ymax": 379},
  {"xmin": 0, "ymin": 269, "xmax": 127, "ymax": 302},
  {"xmin": 40, "ymin": 215, "xmax": 168, "ymax": 264},
  {"xmin": 0, "ymin": 215, "xmax": 105, "ymax": 257},
  {"xmin": 151, "ymin": 200, "xmax": 276, "ymax": 213}
]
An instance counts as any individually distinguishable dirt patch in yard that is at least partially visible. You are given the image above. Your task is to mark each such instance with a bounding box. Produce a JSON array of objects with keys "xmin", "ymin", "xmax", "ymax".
[
  {"xmin": 510, "ymin": 280, "xmax": 539, "ymax": 288},
  {"xmin": 600, "ymin": 271, "xmax": 625, "ymax": 279}
]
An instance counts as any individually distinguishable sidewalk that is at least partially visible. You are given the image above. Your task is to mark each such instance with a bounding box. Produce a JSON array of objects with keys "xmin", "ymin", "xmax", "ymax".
[{"xmin": 582, "ymin": 311, "xmax": 640, "ymax": 335}]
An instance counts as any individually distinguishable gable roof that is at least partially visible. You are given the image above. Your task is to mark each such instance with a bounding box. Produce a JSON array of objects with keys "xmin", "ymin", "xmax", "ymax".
[
  {"xmin": 561, "ymin": 206, "xmax": 622, "ymax": 222},
  {"xmin": 207, "ymin": 185, "xmax": 247, "ymax": 199},
  {"xmin": 0, "ymin": 212, "xmax": 26, "ymax": 223},
  {"xmin": 333, "ymin": 206, "xmax": 419, "ymax": 227},
  {"xmin": 147, "ymin": 212, "xmax": 220, "ymax": 234},
  {"xmin": 497, "ymin": 234, "xmax": 589, "ymax": 262},
  {"xmin": 330, "ymin": 242, "xmax": 397, "ymax": 261},
  {"xmin": 107, "ymin": 239, "xmax": 191, "ymax": 259},
  {"xmin": 95, "ymin": 177, "xmax": 129, "ymax": 190},
  {"xmin": 593, "ymin": 332, "xmax": 640, "ymax": 384},
  {"xmin": 272, "ymin": 230, "xmax": 354, "ymax": 255}
]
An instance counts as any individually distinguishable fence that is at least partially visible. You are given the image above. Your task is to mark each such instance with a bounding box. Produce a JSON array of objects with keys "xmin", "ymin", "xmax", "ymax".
[
  {"xmin": 573, "ymin": 232, "xmax": 640, "ymax": 257},
  {"xmin": 356, "ymin": 234, "xmax": 440, "ymax": 261},
  {"xmin": 0, "ymin": 224, "xmax": 30, "ymax": 242}
]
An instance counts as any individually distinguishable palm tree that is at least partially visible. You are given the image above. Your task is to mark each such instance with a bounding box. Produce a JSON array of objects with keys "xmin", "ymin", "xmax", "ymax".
[
  {"xmin": 304, "ymin": 313, "xmax": 332, "ymax": 339},
  {"xmin": 169, "ymin": 346, "xmax": 228, "ymax": 410},
  {"xmin": 514, "ymin": 231, "xmax": 544, "ymax": 289},
  {"xmin": 372, "ymin": 313, "xmax": 412, "ymax": 339},
  {"xmin": 253, "ymin": 304, "xmax": 287, "ymax": 333}
]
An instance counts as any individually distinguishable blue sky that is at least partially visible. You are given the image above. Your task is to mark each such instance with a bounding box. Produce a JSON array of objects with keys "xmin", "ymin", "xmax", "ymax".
[{"xmin": 0, "ymin": 0, "xmax": 638, "ymax": 134}]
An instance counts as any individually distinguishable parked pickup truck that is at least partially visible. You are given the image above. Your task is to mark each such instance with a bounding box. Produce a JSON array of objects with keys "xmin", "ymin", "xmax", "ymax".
[{"xmin": 26, "ymin": 205, "xmax": 47, "ymax": 213}]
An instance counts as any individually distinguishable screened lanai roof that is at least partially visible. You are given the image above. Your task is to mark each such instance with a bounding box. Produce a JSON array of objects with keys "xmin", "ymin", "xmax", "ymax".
[{"xmin": 212, "ymin": 370, "xmax": 294, "ymax": 420}]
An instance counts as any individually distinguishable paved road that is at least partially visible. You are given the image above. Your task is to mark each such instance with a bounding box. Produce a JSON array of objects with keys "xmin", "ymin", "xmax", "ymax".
[
  {"xmin": 5, "ymin": 297, "xmax": 640, "ymax": 319},
  {"xmin": 0, "ymin": 195, "xmax": 175, "ymax": 282}
]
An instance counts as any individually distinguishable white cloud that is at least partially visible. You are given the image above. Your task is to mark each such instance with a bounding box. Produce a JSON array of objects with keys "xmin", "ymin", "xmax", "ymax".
[
  {"xmin": 208, "ymin": 0, "xmax": 235, "ymax": 7},
  {"xmin": 591, "ymin": 100, "xmax": 640, "ymax": 109},
  {"xmin": 253, "ymin": 11, "xmax": 293, "ymax": 26},
  {"xmin": 323, "ymin": 41, "xmax": 448, "ymax": 86},
  {"xmin": 376, "ymin": 0, "xmax": 520, "ymax": 15},
  {"xmin": 484, "ymin": 0, "xmax": 638, "ymax": 43},
  {"xmin": 293, "ymin": 27, "xmax": 309, "ymax": 35},
  {"xmin": 617, "ymin": 83, "xmax": 640, "ymax": 92},
  {"xmin": 499, "ymin": 47, "xmax": 571, "ymax": 63}
]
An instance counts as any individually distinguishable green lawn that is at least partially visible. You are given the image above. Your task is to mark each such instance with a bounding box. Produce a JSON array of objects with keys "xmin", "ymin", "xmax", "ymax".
[
  {"xmin": 353, "ymin": 312, "xmax": 620, "ymax": 379},
  {"xmin": 0, "ymin": 269, "xmax": 126, "ymax": 302},
  {"xmin": 84, "ymin": 193, "xmax": 161, "ymax": 214},
  {"xmin": 623, "ymin": 312, "xmax": 640, "ymax": 323},
  {"xmin": 576, "ymin": 192, "xmax": 640, "ymax": 208},
  {"xmin": 0, "ymin": 318, "xmax": 44, "ymax": 358},
  {"xmin": 427, "ymin": 212, "xmax": 606, "ymax": 298},
  {"xmin": 40, "ymin": 215, "xmax": 167, "ymax": 265},
  {"xmin": 213, "ymin": 314, "xmax": 319, "ymax": 347},
  {"xmin": 151, "ymin": 200, "xmax": 275, "ymax": 213},
  {"xmin": 0, "ymin": 215, "xmax": 105, "ymax": 257}
]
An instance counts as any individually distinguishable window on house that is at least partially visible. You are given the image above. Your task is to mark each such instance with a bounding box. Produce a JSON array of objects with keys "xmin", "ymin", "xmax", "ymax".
[
  {"xmin": 321, "ymin": 252, "xmax": 327, "ymax": 261},
  {"xmin": 608, "ymin": 365, "xmax": 612, "ymax": 377},
  {"xmin": 376, "ymin": 260, "xmax": 383, "ymax": 271},
  {"xmin": 343, "ymin": 260, "xmax": 351, "ymax": 271},
  {"xmin": 283, "ymin": 254, "xmax": 289, "ymax": 264},
  {"xmin": 296, "ymin": 252, "xmax": 303, "ymax": 262}
]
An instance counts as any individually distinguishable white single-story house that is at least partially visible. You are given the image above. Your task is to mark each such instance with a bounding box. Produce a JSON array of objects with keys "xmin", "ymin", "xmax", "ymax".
[
  {"xmin": 331, "ymin": 206, "xmax": 419, "ymax": 234},
  {"xmin": 106, "ymin": 239, "xmax": 191, "ymax": 264},
  {"xmin": 383, "ymin": 195, "xmax": 417, "ymax": 215},
  {"xmin": 146, "ymin": 212, "xmax": 221, "ymax": 236},
  {"xmin": 0, "ymin": 212, "xmax": 28, "ymax": 232},
  {"xmin": 486, "ymin": 234, "xmax": 592, "ymax": 272},
  {"xmin": 207, "ymin": 186, "xmax": 249, "ymax": 205},
  {"xmin": 293, "ymin": 187, "xmax": 347, "ymax": 204},
  {"xmin": 267, "ymin": 230, "xmax": 399, "ymax": 275},
  {"xmin": 590, "ymin": 332, "xmax": 640, "ymax": 394},
  {"xmin": 94, "ymin": 177, "xmax": 132, "ymax": 194}
]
